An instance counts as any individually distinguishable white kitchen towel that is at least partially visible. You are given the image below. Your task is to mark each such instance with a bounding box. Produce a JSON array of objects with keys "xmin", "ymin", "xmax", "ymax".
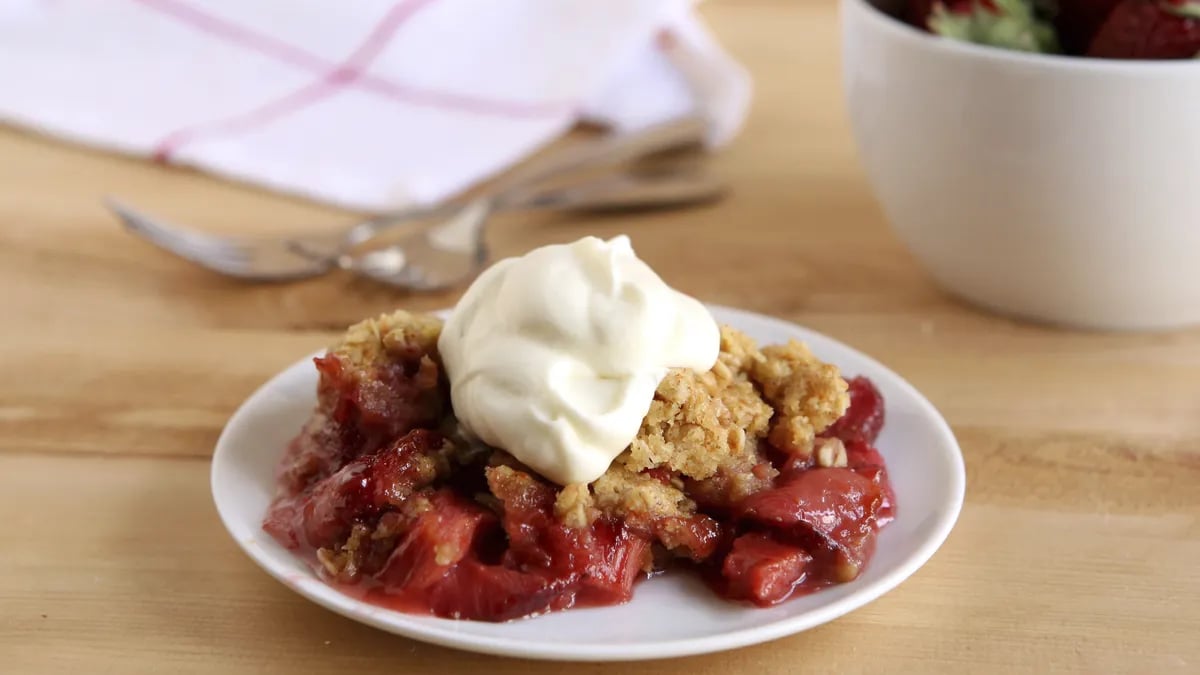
[{"xmin": 0, "ymin": 0, "xmax": 750, "ymax": 211}]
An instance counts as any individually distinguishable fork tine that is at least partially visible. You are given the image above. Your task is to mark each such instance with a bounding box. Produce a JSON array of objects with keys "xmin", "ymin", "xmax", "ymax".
[
  {"xmin": 105, "ymin": 198, "xmax": 251, "ymax": 266},
  {"xmin": 107, "ymin": 197, "xmax": 334, "ymax": 281}
]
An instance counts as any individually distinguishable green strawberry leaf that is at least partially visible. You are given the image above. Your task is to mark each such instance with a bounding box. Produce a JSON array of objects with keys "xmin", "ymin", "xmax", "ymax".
[
  {"xmin": 929, "ymin": 0, "xmax": 1060, "ymax": 53},
  {"xmin": 1165, "ymin": 0, "xmax": 1200, "ymax": 19}
]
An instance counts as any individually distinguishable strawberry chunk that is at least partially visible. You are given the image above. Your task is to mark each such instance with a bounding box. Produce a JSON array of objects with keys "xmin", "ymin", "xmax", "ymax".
[
  {"xmin": 721, "ymin": 533, "xmax": 813, "ymax": 606},
  {"xmin": 740, "ymin": 468, "xmax": 884, "ymax": 581}
]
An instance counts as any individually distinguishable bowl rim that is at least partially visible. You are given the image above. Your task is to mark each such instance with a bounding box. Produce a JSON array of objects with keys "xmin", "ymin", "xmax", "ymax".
[{"xmin": 845, "ymin": 0, "xmax": 1200, "ymax": 73}]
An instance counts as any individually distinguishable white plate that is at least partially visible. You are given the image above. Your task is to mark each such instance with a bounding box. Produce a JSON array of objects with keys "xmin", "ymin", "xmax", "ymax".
[{"xmin": 211, "ymin": 305, "xmax": 965, "ymax": 661}]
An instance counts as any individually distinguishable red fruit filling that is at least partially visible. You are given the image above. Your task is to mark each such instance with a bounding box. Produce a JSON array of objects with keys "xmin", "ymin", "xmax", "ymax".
[
  {"xmin": 263, "ymin": 347, "xmax": 896, "ymax": 621},
  {"xmin": 741, "ymin": 467, "xmax": 884, "ymax": 582},
  {"xmin": 721, "ymin": 533, "xmax": 813, "ymax": 606},
  {"xmin": 823, "ymin": 376, "xmax": 885, "ymax": 445}
]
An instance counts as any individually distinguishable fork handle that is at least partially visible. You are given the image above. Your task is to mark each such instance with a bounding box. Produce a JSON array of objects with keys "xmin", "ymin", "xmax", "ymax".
[
  {"xmin": 496, "ymin": 167, "xmax": 725, "ymax": 213},
  {"xmin": 343, "ymin": 117, "xmax": 707, "ymax": 247},
  {"xmin": 487, "ymin": 116, "xmax": 707, "ymax": 194}
]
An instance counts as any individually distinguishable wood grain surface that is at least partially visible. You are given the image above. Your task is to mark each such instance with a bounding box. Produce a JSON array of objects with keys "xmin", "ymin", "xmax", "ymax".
[{"xmin": 2, "ymin": 1, "xmax": 1198, "ymax": 673}]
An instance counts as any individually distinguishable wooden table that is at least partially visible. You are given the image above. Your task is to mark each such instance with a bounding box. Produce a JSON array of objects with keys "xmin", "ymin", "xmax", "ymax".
[{"xmin": 3, "ymin": 1, "xmax": 1198, "ymax": 672}]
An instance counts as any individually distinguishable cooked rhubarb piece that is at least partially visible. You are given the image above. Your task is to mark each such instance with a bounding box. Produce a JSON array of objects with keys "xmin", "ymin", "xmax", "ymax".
[
  {"xmin": 721, "ymin": 532, "xmax": 813, "ymax": 606},
  {"xmin": 740, "ymin": 467, "xmax": 884, "ymax": 581},
  {"xmin": 263, "ymin": 429, "xmax": 445, "ymax": 551},
  {"xmin": 823, "ymin": 376, "xmax": 885, "ymax": 445}
]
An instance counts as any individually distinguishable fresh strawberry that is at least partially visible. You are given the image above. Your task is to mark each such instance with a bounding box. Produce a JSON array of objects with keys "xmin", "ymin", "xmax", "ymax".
[
  {"xmin": 1087, "ymin": 0, "xmax": 1200, "ymax": 58},
  {"xmin": 929, "ymin": 0, "xmax": 1060, "ymax": 52},
  {"xmin": 1055, "ymin": 0, "xmax": 1126, "ymax": 54}
]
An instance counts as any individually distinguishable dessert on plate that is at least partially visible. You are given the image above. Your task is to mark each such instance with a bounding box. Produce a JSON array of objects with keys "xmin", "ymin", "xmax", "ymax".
[{"xmin": 262, "ymin": 236, "xmax": 896, "ymax": 621}]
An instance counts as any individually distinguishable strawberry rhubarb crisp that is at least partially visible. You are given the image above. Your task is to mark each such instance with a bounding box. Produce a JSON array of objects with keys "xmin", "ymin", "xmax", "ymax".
[{"xmin": 262, "ymin": 237, "xmax": 896, "ymax": 621}]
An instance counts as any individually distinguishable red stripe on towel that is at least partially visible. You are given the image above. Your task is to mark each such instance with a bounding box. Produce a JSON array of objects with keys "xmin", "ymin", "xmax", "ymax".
[
  {"xmin": 133, "ymin": 0, "xmax": 572, "ymax": 134},
  {"xmin": 151, "ymin": 0, "xmax": 437, "ymax": 161}
]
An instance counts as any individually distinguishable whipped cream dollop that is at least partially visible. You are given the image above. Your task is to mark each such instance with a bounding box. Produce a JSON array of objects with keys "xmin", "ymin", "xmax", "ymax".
[{"xmin": 438, "ymin": 235, "xmax": 719, "ymax": 485}]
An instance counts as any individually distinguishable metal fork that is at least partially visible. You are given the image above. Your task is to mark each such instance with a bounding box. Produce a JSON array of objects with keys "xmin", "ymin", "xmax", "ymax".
[
  {"xmin": 107, "ymin": 198, "xmax": 344, "ymax": 281},
  {"xmin": 331, "ymin": 166, "xmax": 726, "ymax": 290},
  {"xmin": 110, "ymin": 117, "xmax": 708, "ymax": 283}
]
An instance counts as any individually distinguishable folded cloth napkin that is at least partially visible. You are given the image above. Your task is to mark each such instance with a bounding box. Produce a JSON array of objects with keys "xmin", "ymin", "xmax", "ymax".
[{"xmin": 0, "ymin": 0, "xmax": 750, "ymax": 211}]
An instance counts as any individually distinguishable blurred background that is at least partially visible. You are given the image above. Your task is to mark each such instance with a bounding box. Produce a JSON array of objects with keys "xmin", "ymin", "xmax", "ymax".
[{"xmin": 4, "ymin": 0, "xmax": 875, "ymax": 331}]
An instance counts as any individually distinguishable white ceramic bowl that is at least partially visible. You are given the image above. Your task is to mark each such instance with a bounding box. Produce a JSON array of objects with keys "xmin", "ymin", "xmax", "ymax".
[
  {"xmin": 211, "ymin": 305, "xmax": 965, "ymax": 660},
  {"xmin": 841, "ymin": 0, "xmax": 1200, "ymax": 331}
]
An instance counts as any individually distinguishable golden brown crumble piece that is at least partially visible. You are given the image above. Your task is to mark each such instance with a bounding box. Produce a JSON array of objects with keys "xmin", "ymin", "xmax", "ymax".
[
  {"xmin": 590, "ymin": 464, "xmax": 695, "ymax": 521},
  {"xmin": 685, "ymin": 453, "xmax": 779, "ymax": 509},
  {"xmin": 714, "ymin": 323, "xmax": 763, "ymax": 374},
  {"xmin": 485, "ymin": 463, "xmax": 548, "ymax": 506},
  {"xmin": 592, "ymin": 325, "xmax": 846, "ymax": 517},
  {"xmin": 553, "ymin": 483, "xmax": 597, "ymax": 529},
  {"xmin": 623, "ymin": 369, "xmax": 735, "ymax": 478},
  {"xmin": 333, "ymin": 310, "xmax": 442, "ymax": 368},
  {"xmin": 554, "ymin": 466, "xmax": 695, "ymax": 529},
  {"xmin": 402, "ymin": 450, "xmax": 450, "ymax": 498},
  {"xmin": 315, "ymin": 509, "xmax": 418, "ymax": 583},
  {"xmin": 750, "ymin": 340, "xmax": 849, "ymax": 456},
  {"xmin": 394, "ymin": 495, "xmax": 434, "ymax": 524},
  {"xmin": 317, "ymin": 310, "xmax": 445, "ymax": 414},
  {"xmin": 315, "ymin": 522, "xmax": 384, "ymax": 582},
  {"xmin": 316, "ymin": 523, "xmax": 369, "ymax": 577},
  {"xmin": 620, "ymin": 326, "xmax": 772, "ymax": 481}
]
